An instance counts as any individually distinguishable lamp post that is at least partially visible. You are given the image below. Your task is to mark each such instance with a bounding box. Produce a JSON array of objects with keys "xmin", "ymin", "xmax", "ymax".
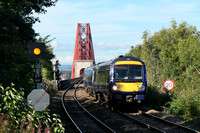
[{"xmin": 51, "ymin": 59, "xmax": 58, "ymax": 91}]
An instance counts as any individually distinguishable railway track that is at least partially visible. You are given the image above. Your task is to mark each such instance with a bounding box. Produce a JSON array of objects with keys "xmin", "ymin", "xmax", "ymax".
[
  {"xmin": 59, "ymin": 80, "xmax": 199, "ymax": 132},
  {"xmin": 117, "ymin": 110, "xmax": 200, "ymax": 133},
  {"xmin": 59, "ymin": 78, "xmax": 81, "ymax": 89},
  {"xmin": 75, "ymin": 87, "xmax": 153, "ymax": 132},
  {"xmin": 48, "ymin": 78, "xmax": 82, "ymax": 132},
  {"xmin": 80, "ymin": 86, "xmax": 200, "ymax": 132},
  {"xmin": 61, "ymin": 79, "xmax": 116, "ymax": 133}
]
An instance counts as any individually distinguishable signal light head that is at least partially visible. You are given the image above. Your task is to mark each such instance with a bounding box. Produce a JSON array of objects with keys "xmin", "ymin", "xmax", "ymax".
[
  {"xmin": 28, "ymin": 43, "xmax": 45, "ymax": 60},
  {"xmin": 33, "ymin": 48, "xmax": 41, "ymax": 55}
]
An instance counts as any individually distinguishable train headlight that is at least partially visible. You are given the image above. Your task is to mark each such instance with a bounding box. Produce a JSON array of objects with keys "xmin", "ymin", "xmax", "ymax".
[
  {"xmin": 138, "ymin": 86, "xmax": 145, "ymax": 91},
  {"xmin": 112, "ymin": 85, "xmax": 120, "ymax": 91}
]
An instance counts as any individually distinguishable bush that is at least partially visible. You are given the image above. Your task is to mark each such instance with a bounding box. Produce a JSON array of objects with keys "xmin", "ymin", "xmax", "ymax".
[
  {"xmin": 165, "ymin": 89, "xmax": 200, "ymax": 119},
  {"xmin": 0, "ymin": 84, "xmax": 65, "ymax": 133},
  {"xmin": 144, "ymin": 84, "xmax": 171, "ymax": 110}
]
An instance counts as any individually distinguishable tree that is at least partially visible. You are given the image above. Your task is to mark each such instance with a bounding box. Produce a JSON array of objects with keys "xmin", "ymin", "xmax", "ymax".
[
  {"xmin": 0, "ymin": 0, "xmax": 57, "ymax": 95},
  {"xmin": 126, "ymin": 20, "xmax": 200, "ymax": 118}
]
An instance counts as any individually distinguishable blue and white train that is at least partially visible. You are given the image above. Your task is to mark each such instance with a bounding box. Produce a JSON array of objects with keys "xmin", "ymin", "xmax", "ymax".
[{"xmin": 83, "ymin": 56, "xmax": 147, "ymax": 106}]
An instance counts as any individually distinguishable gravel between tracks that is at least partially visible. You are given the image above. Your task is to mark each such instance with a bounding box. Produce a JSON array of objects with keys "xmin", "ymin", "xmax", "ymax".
[
  {"xmin": 140, "ymin": 107, "xmax": 200, "ymax": 132},
  {"xmin": 64, "ymin": 88, "xmax": 107, "ymax": 132},
  {"xmin": 48, "ymin": 90, "xmax": 79, "ymax": 132}
]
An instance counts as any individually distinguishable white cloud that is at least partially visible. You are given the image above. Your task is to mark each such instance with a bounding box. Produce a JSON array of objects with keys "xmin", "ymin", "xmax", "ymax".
[
  {"xmin": 96, "ymin": 42, "xmax": 132, "ymax": 49},
  {"xmin": 57, "ymin": 56, "xmax": 73, "ymax": 65},
  {"xmin": 95, "ymin": 56, "xmax": 114, "ymax": 63}
]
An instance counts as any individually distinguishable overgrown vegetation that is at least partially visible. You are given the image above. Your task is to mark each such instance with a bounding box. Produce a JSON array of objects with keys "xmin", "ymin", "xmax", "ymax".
[
  {"xmin": 0, "ymin": 1, "xmax": 64, "ymax": 132},
  {"xmin": 0, "ymin": 84, "xmax": 65, "ymax": 133},
  {"xmin": 126, "ymin": 19, "xmax": 200, "ymax": 119},
  {"xmin": 144, "ymin": 85, "xmax": 171, "ymax": 111},
  {"xmin": 0, "ymin": 0, "xmax": 58, "ymax": 95}
]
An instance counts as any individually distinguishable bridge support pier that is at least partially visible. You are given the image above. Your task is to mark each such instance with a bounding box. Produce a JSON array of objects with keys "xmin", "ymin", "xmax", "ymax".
[{"xmin": 71, "ymin": 23, "xmax": 95, "ymax": 78}]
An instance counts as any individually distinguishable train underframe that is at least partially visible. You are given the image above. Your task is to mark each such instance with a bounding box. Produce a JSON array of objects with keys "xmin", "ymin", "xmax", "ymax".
[{"xmin": 85, "ymin": 87, "xmax": 144, "ymax": 110}]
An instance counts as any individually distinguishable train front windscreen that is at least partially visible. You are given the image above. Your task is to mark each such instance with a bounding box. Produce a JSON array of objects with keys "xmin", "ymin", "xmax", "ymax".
[{"xmin": 115, "ymin": 65, "xmax": 143, "ymax": 82}]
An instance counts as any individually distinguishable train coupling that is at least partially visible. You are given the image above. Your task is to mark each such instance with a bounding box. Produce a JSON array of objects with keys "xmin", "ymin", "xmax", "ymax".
[{"xmin": 126, "ymin": 95, "xmax": 133, "ymax": 102}]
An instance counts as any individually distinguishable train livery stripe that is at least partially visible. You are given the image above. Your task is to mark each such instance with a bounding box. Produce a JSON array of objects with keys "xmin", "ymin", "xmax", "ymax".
[
  {"xmin": 116, "ymin": 82, "xmax": 143, "ymax": 92},
  {"xmin": 115, "ymin": 61, "xmax": 142, "ymax": 65}
]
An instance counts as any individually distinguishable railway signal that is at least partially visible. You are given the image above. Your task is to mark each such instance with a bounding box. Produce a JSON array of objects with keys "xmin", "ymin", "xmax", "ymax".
[
  {"xmin": 163, "ymin": 79, "xmax": 174, "ymax": 91},
  {"xmin": 28, "ymin": 43, "xmax": 45, "ymax": 60},
  {"xmin": 28, "ymin": 42, "xmax": 45, "ymax": 87},
  {"xmin": 28, "ymin": 42, "xmax": 50, "ymax": 111}
]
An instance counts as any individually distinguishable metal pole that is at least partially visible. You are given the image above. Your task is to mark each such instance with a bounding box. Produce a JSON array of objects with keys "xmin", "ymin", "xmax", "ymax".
[
  {"xmin": 51, "ymin": 59, "xmax": 58, "ymax": 91},
  {"xmin": 54, "ymin": 69, "xmax": 56, "ymax": 81},
  {"xmin": 35, "ymin": 60, "xmax": 41, "ymax": 89}
]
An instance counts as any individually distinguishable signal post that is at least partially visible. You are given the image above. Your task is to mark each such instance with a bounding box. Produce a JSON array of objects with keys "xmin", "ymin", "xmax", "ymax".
[
  {"xmin": 28, "ymin": 42, "xmax": 45, "ymax": 88},
  {"xmin": 27, "ymin": 43, "xmax": 49, "ymax": 111}
]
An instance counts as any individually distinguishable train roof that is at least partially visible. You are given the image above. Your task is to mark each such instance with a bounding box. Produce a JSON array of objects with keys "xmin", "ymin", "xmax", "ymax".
[
  {"xmin": 95, "ymin": 56, "xmax": 144, "ymax": 67},
  {"xmin": 84, "ymin": 56, "xmax": 145, "ymax": 72},
  {"xmin": 112, "ymin": 56, "xmax": 144, "ymax": 64}
]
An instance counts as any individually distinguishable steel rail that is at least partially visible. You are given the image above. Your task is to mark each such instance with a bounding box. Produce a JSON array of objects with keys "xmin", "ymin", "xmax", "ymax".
[
  {"xmin": 117, "ymin": 110, "xmax": 165, "ymax": 133},
  {"xmin": 74, "ymin": 80, "xmax": 116, "ymax": 133},
  {"xmin": 61, "ymin": 79, "xmax": 83, "ymax": 133},
  {"xmin": 139, "ymin": 110, "xmax": 200, "ymax": 133}
]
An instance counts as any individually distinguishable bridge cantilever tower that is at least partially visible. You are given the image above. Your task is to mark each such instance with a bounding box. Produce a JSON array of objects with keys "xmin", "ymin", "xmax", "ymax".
[{"xmin": 71, "ymin": 23, "xmax": 95, "ymax": 79}]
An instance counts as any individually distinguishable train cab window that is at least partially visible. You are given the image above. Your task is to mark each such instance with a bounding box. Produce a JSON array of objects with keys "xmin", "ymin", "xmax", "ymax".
[
  {"xmin": 115, "ymin": 65, "xmax": 143, "ymax": 82},
  {"xmin": 129, "ymin": 65, "xmax": 142, "ymax": 81},
  {"xmin": 115, "ymin": 65, "xmax": 128, "ymax": 80}
]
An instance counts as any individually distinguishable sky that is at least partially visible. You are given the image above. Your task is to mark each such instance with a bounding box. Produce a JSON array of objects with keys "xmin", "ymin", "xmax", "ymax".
[{"xmin": 33, "ymin": 0, "xmax": 200, "ymax": 65}]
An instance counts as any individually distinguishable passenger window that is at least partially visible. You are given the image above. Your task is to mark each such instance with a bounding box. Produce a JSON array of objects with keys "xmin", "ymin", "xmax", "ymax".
[
  {"xmin": 97, "ymin": 70, "xmax": 105, "ymax": 83},
  {"xmin": 105, "ymin": 70, "xmax": 109, "ymax": 83}
]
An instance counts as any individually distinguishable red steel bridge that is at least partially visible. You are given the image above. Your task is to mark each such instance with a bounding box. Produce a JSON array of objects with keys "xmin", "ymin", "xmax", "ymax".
[{"xmin": 71, "ymin": 23, "xmax": 95, "ymax": 79}]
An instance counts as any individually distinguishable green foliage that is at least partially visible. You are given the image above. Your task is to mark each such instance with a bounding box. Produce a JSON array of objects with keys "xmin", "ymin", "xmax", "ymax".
[
  {"xmin": 0, "ymin": 0, "xmax": 57, "ymax": 95},
  {"xmin": 52, "ymin": 114, "xmax": 65, "ymax": 133},
  {"xmin": 126, "ymin": 19, "xmax": 200, "ymax": 119},
  {"xmin": 0, "ymin": 83, "xmax": 25, "ymax": 121},
  {"xmin": 166, "ymin": 89, "xmax": 200, "ymax": 119},
  {"xmin": 0, "ymin": 0, "xmax": 61, "ymax": 130},
  {"xmin": 0, "ymin": 84, "xmax": 65, "ymax": 132},
  {"xmin": 144, "ymin": 84, "xmax": 171, "ymax": 111}
]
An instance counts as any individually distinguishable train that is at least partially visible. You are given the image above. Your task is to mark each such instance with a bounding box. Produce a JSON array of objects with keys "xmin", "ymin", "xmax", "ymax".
[{"xmin": 83, "ymin": 56, "xmax": 147, "ymax": 108}]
